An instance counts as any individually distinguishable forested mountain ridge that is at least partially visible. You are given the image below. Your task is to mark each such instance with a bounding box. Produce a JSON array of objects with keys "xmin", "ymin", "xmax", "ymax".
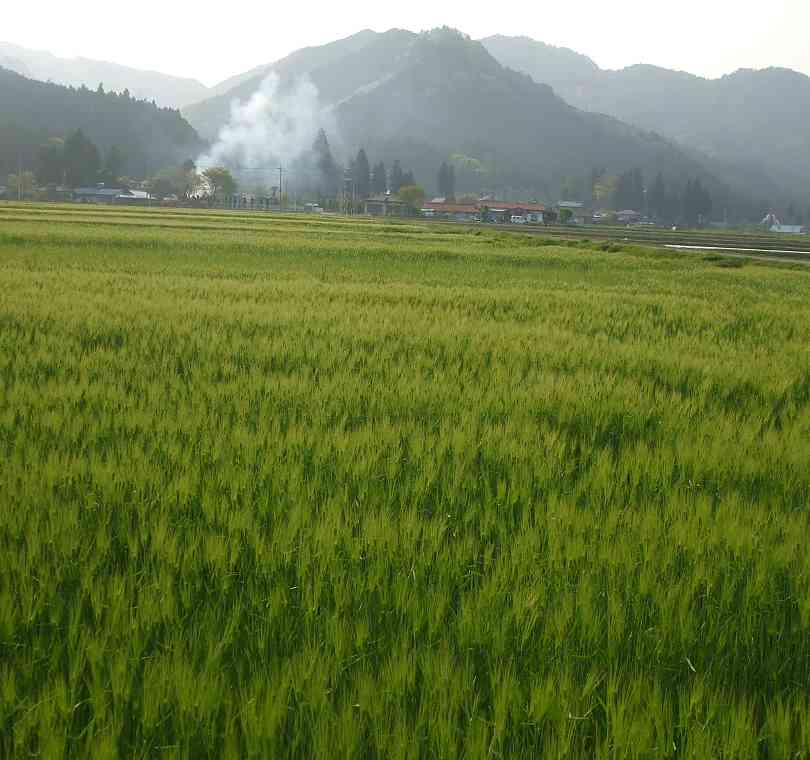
[
  {"xmin": 0, "ymin": 41, "xmax": 209, "ymax": 109},
  {"xmin": 0, "ymin": 66, "xmax": 205, "ymax": 180},
  {"xmin": 204, "ymin": 29, "xmax": 381, "ymax": 101},
  {"xmin": 481, "ymin": 35, "xmax": 810, "ymax": 202},
  {"xmin": 184, "ymin": 28, "xmax": 742, "ymax": 211},
  {"xmin": 182, "ymin": 29, "xmax": 408, "ymax": 140}
]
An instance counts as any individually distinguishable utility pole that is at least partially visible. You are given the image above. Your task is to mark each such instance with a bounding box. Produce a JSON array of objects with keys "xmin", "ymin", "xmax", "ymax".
[
  {"xmin": 278, "ymin": 166, "xmax": 283, "ymax": 210},
  {"xmin": 17, "ymin": 152, "xmax": 22, "ymax": 201}
]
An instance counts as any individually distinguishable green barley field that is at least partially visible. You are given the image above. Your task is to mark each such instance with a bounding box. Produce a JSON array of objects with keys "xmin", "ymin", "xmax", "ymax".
[{"xmin": 1, "ymin": 203, "xmax": 810, "ymax": 758}]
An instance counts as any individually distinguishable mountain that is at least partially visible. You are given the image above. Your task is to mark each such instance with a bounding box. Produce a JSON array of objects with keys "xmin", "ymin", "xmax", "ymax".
[
  {"xmin": 480, "ymin": 35, "xmax": 599, "ymax": 94},
  {"xmin": 0, "ymin": 66, "xmax": 205, "ymax": 179},
  {"xmin": 481, "ymin": 35, "xmax": 810, "ymax": 202},
  {"xmin": 184, "ymin": 28, "xmax": 741, "ymax": 210},
  {"xmin": 205, "ymin": 30, "xmax": 380, "ymax": 100},
  {"xmin": 184, "ymin": 29, "xmax": 393, "ymax": 138},
  {"xmin": 0, "ymin": 41, "xmax": 209, "ymax": 109}
]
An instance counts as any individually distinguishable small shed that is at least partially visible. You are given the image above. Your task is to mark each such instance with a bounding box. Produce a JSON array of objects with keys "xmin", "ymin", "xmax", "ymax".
[
  {"xmin": 364, "ymin": 195, "xmax": 413, "ymax": 217},
  {"xmin": 770, "ymin": 224, "xmax": 805, "ymax": 235}
]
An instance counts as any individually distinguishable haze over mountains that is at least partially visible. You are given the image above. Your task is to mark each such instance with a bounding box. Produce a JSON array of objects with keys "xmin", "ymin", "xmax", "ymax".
[
  {"xmin": 0, "ymin": 66, "xmax": 203, "ymax": 179},
  {"xmin": 182, "ymin": 27, "xmax": 800, "ymax": 213},
  {"xmin": 0, "ymin": 41, "xmax": 209, "ymax": 109},
  {"xmin": 184, "ymin": 30, "xmax": 705, "ymax": 195},
  {"xmin": 481, "ymin": 35, "xmax": 810, "ymax": 202},
  {"xmin": 1, "ymin": 27, "xmax": 807, "ymax": 218}
]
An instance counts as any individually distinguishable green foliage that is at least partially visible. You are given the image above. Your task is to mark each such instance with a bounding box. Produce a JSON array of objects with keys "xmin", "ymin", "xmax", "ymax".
[
  {"xmin": 371, "ymin": 161, "xmax": 387, "ymax": 195},
  {"xmin": 102, "ymin": 145, "xmax": 125, "ymax": 182},
  {"xmin": 353, "ymin": 148, "xmax": 370, "ymax": 199},
  {"xmin": 682, "ymin": 178, "xmax": 713, "ymax": 228},
  {"xmin": 0, "ymin": 66, "xmax": 203, "ymax": 180},
  {"xmin": 649, "ymin": 171, "xmax": 669, "ymax": 220},
  {"xmin": 63, "ymin": 129, "xmax": 100, "ymax": 187},
  {"xmin": 36, "ymin": 138, "xmax": 65, "ymax": 185},
  {"xmin": 202, "ymin": 166, "xmax": 237, "ymax": 199},
  {"xmin": 482, "ymin": 35, "xmax": 810, "ymax": 205},
  {"xmin": 1, "ymin": 204, "xmax": 810, "ymax": 757},
  {"xmin": 437, "ymin": 160, "xmax": 455, "ymax": 199},
  {"xmin": 612, "ymin": 167, "xmax": 645, "ymax": 211},
  {"xmin": 390, "ymin": 159, "xmax": 404, "ymax": 194},
  {"xmin": 396, "ymin": 184, "xmax": 426, "ymax": 209},
  {"xmin": 149, "ymin": 164, "xmax": 201, "ymax": 201},
  {"xmin": 313, "ymin": 129, "xmax": 339, "ymax": 197},
  {"xmin": 5, "ymin": 170, "xmax": 35, "ymax": 198}
]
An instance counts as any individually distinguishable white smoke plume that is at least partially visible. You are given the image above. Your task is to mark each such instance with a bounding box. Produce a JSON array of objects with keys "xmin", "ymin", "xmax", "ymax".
[{"xmin": 197, "ymin": 72, "xmax": 334, "ymax": 182}]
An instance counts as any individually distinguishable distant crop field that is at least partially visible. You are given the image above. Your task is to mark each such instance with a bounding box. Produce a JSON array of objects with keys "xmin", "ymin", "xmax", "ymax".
[{"xmin": 2, "ymin": 203, "xmax": 810, "ymax": 758}]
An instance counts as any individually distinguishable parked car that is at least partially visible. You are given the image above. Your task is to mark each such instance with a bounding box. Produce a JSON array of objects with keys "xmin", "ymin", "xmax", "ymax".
[{"xmin": 510, "ymin": 215, "xmax": 527, "ymax": 224}]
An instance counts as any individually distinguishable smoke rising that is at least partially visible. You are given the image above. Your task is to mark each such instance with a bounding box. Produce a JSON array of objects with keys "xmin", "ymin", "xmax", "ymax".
[{"xmin": 197, "ymin": 72, "xmax": 334, "ymax": 184}]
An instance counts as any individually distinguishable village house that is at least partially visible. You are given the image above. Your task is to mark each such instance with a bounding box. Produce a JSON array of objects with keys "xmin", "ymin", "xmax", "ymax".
[
  {"xmin": 114, "ymin": 190, "xmax": 153, "ymax": 206},
  {"xmin": 616, "ymin": 209, "xmax": 643, "ymax": 225},
  {"xmin": 422, "ymin": 201, "xmax": 480, "ymax": 222},
  {"xmin": 73, "ymin": 186, "xmax": 154, "ymax": 205},
  {"xmin": 770, "ymin": 224, "xmax": 806, "ymax": 235},
  {"xmin": 364, "ymin": 194, "xmax": 415, "ymax": 217},
  {"xmin": 73, "ymin": 186, "xmax": 124, "ymax": 203},
  {"xmin": 556, "ymin": 201, "xmax": 590, "ymax": 225},
  {"xmin": 504, "ymin": 203, "xmax": 551, "ymax": 223},
  {"xmin": 423, "ymin": 200, "xmax": 553, "ymax": 224}
]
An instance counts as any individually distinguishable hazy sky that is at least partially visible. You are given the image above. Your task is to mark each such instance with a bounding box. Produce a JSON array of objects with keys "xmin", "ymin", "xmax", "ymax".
[{"xmin": 4, "ymin": 0, "xmax": 809, "ymax": 86}]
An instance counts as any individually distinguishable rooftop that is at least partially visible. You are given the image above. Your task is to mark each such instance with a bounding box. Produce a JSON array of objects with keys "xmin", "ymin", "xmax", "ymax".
[{"xmin": 425, "ymin": 201, "xmax": 547, "ymax": 213}]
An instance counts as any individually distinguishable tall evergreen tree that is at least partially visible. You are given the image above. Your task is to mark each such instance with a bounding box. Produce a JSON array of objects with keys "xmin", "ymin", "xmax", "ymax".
[
  {"xmin": 63, "ymin": 129, "xmax": 100, "ymax": 187},
  {"xmin": 612, "ymin": 168, "xmax": 645, "ymax": 210},
  {"xmin": 438, "ymin": 162, "xmax": 448, "ymax": 198},
  {"xmin": 695, "ymin": 179, "xmax": 712, "ymax": 224},
  {"xmin": 649, "ymin": 172, "xmax": 667, "ymax": 219},
  {"xmin": 630, "ymin": 169, "xmax": 647, "ymax": 212},
  {"xmin": 681, "ymin": 178, "xmax": 712, "ymax": 227},
  {"xmin": 401, "ymin": 169, "xmax": 415, "ymax": 188},
  {"xmin": 438, "ymin": 161, "xmax": 456, "ymax": 199},
  {"xmin": 682, "ymin": 180, "xmax": 695, "ymax": 225},
  {"xmin": 390, "ymin": 160, "xmax": 404, "ymax": 193},
  {"xmin": 36, "ymin": 138, "xmax": 65, "ymax": 185},
  {"xmin": 312, "ymin": 129, "xmax": 339, "ymax": 197},
  {"xmin": 353, "ymin": 148, "xmax": 370, "ymax": 199},
  {"xmin": 590, "ymin": 167, "xmax": 606, "ymax": 204},
  {"xmin": 103, "ymin": 146, "xmax": 125, "ymax": 181},
  {"xmin": 371, "ymin": 161, "xmax": 387, "ymax": 194}
]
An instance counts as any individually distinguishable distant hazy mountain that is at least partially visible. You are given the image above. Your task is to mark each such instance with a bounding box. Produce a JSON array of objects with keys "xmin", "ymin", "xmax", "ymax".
[
  {"xmin": 184, "ymin": 28, "xmax": 738, "ymax": 207},
  {"xmin": 184, "ymin": 29, "xmax": 392, "ymax": 138},
  {"xmin": 0, "ymin": 66, "xmax": 204, "ymax": 178},
  {"xmin": 0, "ymin": 41, "xmax": 209, "ymax": 109},
  {"xmin": 204, "ymin": 30, "xmax": 381, "ymax": 100},
  {"xmin": 480, "ymin": 35, "xmax": 599, "ymax": 94},
  {"xmin": 481, "ymin": 35, "xmax": 810, "ymax": 201}
]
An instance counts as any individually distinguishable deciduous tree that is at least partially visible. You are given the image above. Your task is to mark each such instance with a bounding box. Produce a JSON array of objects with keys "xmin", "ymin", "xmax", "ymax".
[
  {"xmin": 397, "ymin": 184, "xmax": 425, "ymax": 210},
  {"xmin": 203, "ymin": 167, "xmax": 237, "ymax": 199}
]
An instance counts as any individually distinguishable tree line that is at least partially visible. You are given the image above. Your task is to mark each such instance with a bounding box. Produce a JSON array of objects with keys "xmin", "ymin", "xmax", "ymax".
[
  {"xmin": 347, "ymin": 147, "xmax": 416, "ymax": 199},
  {"xmin": 590, "ymin": 168, "xmax": 714, "ymax": 226},
  {"xmin": 0, "ymin": 67, "xmax": 203, "ymax": 181},
  {"xmin": 306, "ymin": 132, "xmax": 423, "ymax": 209}
]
